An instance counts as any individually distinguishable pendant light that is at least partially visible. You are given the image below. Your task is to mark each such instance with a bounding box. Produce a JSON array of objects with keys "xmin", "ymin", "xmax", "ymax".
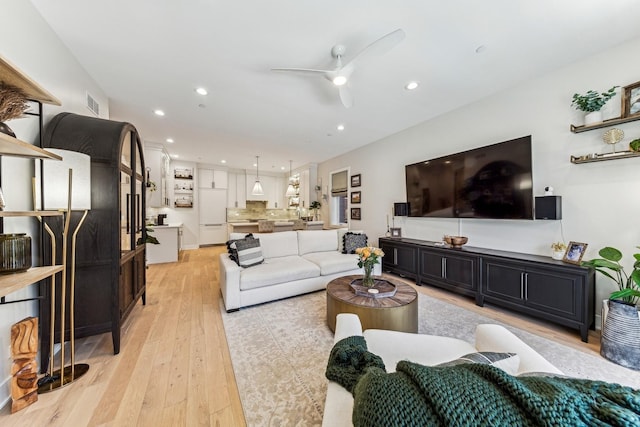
[
  {"xmin": 285, "ymin": 160, "xmax": 297, "ymax": 197},
  {"xmin": 252, "ymin": 155, "xmax": 264, "ymax": 196}
]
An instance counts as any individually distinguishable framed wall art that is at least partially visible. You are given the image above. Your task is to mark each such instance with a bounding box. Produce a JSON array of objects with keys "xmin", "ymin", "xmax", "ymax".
[
  {"xmin": 563, "ymin": 241, "xmax": 588, "ymax": 264},
  {"xmin": 622, "ymin": 80, "xmax": 640, "ymax": 118},
  {"xmin": 350, "ymin": 207, "xmax": 361, "ymax": 220},
  {"xmin": 351, "ymin": 191, "xmax": 361, "ymax": 204},
  {"xmin": 350, "ymin": 174, "xmax": 361, "ymax": 187}
]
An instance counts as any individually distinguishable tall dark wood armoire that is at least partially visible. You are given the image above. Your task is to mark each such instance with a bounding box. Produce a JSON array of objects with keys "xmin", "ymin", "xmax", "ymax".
[{"xmin": 40, "ymin": 112, "xmax": 146, "ymax": 368}]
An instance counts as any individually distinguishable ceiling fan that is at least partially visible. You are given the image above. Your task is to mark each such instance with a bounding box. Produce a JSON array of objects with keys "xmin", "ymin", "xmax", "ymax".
[{"xmin": 272, "ymin": 29, "xmax": 406, "ymax": 108}]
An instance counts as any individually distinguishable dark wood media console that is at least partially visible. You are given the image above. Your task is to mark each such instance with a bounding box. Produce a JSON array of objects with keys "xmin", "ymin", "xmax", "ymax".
[{"xmin": 379, "ymin": 237, "xmax": 595, "ymax": 342}]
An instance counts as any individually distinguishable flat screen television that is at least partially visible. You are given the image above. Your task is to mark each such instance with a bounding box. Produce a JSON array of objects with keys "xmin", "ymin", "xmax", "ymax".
[{"xmin": 405, "ymin": 135, "xmax": 533, "ymax": 219}]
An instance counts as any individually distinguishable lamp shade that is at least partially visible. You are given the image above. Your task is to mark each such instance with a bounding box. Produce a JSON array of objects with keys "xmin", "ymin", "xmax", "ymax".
[
  {"xmin": 38, "ymin": 148, "xmax": 91, "ymax": 210},
  {"xmin": 252, "ymin": 180, "xmax": 264, "ymax": 196}
]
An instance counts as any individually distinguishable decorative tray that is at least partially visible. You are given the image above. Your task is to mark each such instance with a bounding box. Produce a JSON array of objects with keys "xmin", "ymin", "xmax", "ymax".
[{"xmin": 350, "ymin": 279, "xmax": 397, "ymax": 298}]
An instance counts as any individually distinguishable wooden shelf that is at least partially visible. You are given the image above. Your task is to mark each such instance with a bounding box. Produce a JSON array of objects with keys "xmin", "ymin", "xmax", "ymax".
[
  {"xmin": 0, "ymin": 210, "xmax": 63, "ymax": 217},
  {"xmin": 0, "ymin": 132, "xmax": 63, "ymax": 160},
  {"xmin": 570, "ymin": 150, "xmax": 640, "ymax": 164},
  {"xmin": 0, "ymin": 265, "xmax": 63, "ymax": 298},
  {"xmin": 0, "ymin": 55, "xmax": 61, "ymax": 105},
  {"xmin": 570, "ymin": 115, "xmax": 640, "ymax": 133}
]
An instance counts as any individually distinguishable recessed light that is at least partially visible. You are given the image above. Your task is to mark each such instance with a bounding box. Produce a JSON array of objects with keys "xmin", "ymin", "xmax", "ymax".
[
  {"xmin": 337, "ymin": 124, "xmax": 345, "ymax": 131},
  {"xmin": 171, "ymin": 154, "xmax": 179, "ymax": 158},
  {"xmin": 221, "ymin": 160, "xmax": 227, "ymax": 164},
  {"xmin": 405, "ymin": 81, "xmax": 419, "ymax": 91},
  {"xmin": 475, "ymin": 45, "xmax": 487, "ymax": 54},
  {"xmin": 153, "ymin": 109, "xmax": 165, "ymax": 116},
  {"xmin": 195, "ymin": 87, "xmax": 208, "ymax": 95},
  {"xmin": 166, "ymin": 138, "xmax": 174, "ymax": 143}
]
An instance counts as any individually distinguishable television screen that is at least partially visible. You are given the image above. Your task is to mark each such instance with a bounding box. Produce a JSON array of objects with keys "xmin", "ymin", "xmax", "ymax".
[{"xmin": 405, "ymin": 136, "xmax": 533, "ymax": 219}]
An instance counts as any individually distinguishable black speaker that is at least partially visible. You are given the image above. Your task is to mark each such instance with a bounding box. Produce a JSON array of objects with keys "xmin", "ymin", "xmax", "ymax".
[
  {"xmin": 394, "ymin": 202, "xmax": 408, "ymax": 216},
  {"xmin": 535, "ymin": 196, "xmax": 562, "ymax": 220}
]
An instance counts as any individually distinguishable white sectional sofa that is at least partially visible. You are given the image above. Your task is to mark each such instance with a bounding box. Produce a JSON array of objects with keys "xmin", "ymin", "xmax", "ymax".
[
  {"xmin": 322, "ymin": 313, "xmax": 563, "ymax": 427},
  {"xmin": 219, "ymin": 229, "xmax": 381, "ymax": 312}
]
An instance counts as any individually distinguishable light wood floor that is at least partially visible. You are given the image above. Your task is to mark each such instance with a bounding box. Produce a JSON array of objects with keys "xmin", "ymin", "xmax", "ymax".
[{"xmin": 1, "ymin": 246, "xmax": 602, "ymax": 425}]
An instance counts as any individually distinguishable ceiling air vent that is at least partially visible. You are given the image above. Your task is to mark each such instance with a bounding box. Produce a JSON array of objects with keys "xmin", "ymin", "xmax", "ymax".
[{"xmin": 86, "ymin": 91, "xmax": 99, "ymax": 116}]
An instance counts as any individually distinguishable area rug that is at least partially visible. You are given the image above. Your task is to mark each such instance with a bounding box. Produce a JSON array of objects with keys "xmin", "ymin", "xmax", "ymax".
[{"xmin": 221, "ymin": 290, "xmax": 640, "ymax": 427}]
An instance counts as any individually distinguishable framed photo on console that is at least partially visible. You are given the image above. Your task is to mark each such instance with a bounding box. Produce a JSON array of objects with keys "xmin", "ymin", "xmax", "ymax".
[
  {"xmin": 390, "ymin": 228, "xmax": 402, "ymax": 238},
  {"xmin": 622, "ymin": 80, "xmax": 640, "ymax": 118},
  {"xmin": 563, "ymin": 241, "xmax": 588, "ymax": 264}
]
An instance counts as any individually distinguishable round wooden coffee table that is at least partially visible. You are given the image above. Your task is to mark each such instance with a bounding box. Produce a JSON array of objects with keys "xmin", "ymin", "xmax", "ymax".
[{"xmin": 326, "ymin": 275, "xmax": 418, "ymax": 333}]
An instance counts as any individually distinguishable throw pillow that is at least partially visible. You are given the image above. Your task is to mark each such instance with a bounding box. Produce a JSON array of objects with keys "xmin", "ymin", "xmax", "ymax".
[
  {"xmin": 437, "ymin": 352, "xmax": 520, "ymax": 376},
  {"xmin": 235, "ymin": 237, "xmax": 264, "ymax": 268},
  {"xmin": 226, "ymin": 233, "xmax": 254, "ymax": 265},
  {"xmin": 343, "ymin": 232, "xmax": 368, "ymax": 254}
]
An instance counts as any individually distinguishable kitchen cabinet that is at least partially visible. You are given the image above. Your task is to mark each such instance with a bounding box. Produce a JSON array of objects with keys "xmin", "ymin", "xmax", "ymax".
[
  {"xmin": 227, "ymin": 171, "xmax": 246, "ymax": 208},
  {"xmin": 198, "ymin": 167, "xmax": 227, "ymax": 189},
  {"xmin": 293, "ymin": 163, "xmax": 318, "ymax": 209},
  {"xmin": 144, "ymin": 144, "xmax": 170, "ymax": 207},
  {"xmin": 147, "ymin": 224, "xmax": 181, "ymax": 264},
  {"xmin": 42, "ymin": 112, "xmax": 147, "ymax": 356}
]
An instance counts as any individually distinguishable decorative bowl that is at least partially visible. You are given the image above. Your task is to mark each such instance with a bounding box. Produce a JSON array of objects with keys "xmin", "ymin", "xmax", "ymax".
[{"xmin": 443, "ymin": 235, "xmax": 468, "ymax": 248}]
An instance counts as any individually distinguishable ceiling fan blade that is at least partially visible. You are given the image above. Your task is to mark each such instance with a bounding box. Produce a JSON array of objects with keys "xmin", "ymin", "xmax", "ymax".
[
  {"xmin": 342, "ymin": 28, "xmax": 406, "ymax": 69},
  {"xmin": 339, "ymin": 86, "xmax": 353, "ymax": 108},
  {"xmin": 271, "ymin": 67, "xmax": 331, "ymax": 76}
]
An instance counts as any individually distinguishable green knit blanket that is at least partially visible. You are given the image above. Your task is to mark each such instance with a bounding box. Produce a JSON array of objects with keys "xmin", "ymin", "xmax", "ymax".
[{"xmin": 325, "ymin": 336, "xmax": 640, "ymax": 427}]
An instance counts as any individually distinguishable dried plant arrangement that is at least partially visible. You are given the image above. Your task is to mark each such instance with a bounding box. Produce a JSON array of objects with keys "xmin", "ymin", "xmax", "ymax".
[{"xmin": 0, "ymin": 84, "xmax": 30, "ymax": 123}]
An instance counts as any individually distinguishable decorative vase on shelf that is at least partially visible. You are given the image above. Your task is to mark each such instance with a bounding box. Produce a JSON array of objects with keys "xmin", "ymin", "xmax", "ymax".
[
  {"xmin": 552, "ymin": 250, "xmax": 565, "ymax": 260},
  {"xmin": 584, "ymin": 110, "xmax": 603, "ymax": 126},
  {"xmin": 600, "ymin": 299, "xmax": 640, "ymax": 370}
]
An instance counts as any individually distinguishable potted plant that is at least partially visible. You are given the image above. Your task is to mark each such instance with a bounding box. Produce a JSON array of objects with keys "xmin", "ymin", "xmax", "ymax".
[
  {"xmin": 310, "ymin": 200, "xmax": 321, "ymax": 221},
  {"xmin": 571, "ymin": 86, "xmax": 618, "ymax": 126},
  {"xmin": 630, "ymin": 138, "xmax": 640, "ymax": 153},
  {"xmin": 582, "ymin": 246, "xmax": 640, "ymax": 370}
]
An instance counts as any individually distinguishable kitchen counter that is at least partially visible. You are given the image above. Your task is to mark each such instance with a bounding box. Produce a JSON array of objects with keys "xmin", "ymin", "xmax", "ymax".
[{"xmin": 147, "ymin": 223, "xmax": 182, "ymax": 264}]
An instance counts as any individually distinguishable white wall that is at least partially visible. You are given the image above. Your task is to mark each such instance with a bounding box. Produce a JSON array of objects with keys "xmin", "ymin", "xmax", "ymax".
[
  {"xmin": 318, "ymin": 36, "xmax": 640, "ymax": 320},
  {"xmin": 0, "ymin": 0, "xmax": 109, "ymax": 406}
]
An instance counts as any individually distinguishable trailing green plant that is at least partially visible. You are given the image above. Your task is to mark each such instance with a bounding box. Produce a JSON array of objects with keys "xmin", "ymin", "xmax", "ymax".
[
  {"xmin": 630, "ymin": 138, "xmax": 640, "ymax": 152},
  {"xmin": 137, "ymin": 227, "xmax": 160, "ymax": 245},
  {"xmin": 582, "ymin": 246, "xmax": 640, "ymax": 305},
  {"xmin": 571, "ymin": 86, "xmax": 618, "ymax": 113}
]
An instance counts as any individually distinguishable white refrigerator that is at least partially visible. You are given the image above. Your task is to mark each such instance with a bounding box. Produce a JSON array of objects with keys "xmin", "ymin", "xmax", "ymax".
[{"xmin": 199, "ymin": 188, "xmax": 228, "ymax": 245}]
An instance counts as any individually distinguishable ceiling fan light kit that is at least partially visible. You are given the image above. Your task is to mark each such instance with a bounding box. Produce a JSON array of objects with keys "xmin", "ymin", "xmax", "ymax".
[{"xmin": 272, "ymin": 28, "xmax": 405, "ymax": 108}]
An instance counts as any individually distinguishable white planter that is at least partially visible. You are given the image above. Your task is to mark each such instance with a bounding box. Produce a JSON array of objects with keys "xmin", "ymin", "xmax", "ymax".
[
  {"xmin": 552, "ymin": 250, "xmax": 565, "ymax": 260},
  {"xmin": 584, "ymin": 110, "xmax": 603, "ymax": 125}
]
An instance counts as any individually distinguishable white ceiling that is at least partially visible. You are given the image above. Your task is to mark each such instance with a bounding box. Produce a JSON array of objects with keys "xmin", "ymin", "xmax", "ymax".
[{"xmin": 32, "ymin": 0, "xmax": 640, "ymax": 172}]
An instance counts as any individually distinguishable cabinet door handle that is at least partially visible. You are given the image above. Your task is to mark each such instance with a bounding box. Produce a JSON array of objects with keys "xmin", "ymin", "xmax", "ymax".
[
  {"xmin": 394, "ymin": 248, "xmax": 398, "ymax": 265},
  {"xmin": 520, "ymin": 272, "xmax": 525, "ymax": 299},
  {"xmin": 211, "ymin": 181, "xmax": 215, "ymax": 189},
  {"xmin": 524, "ymin": 273, "xmax": 528, "ymax": 300},
  {"xmin": 442, "ymin": 258, "xmax": 447, "ymax": 279}
]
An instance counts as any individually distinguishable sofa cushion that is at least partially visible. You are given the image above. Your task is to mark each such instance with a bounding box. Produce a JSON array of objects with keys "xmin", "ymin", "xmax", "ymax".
[
  {"xmin": 298, "ymin": 229, "xmax": 339, "ymax": 255},
  {"xmin": 231, "ymin": 231, "xmax": 299, "ymax": 259},
  {"xmin": 303, "ymin": 252, "xmax": 359, "ymax": 275},
  {"xmin": 343, "ymin": 232, "xmax": 368, "ymax": 254},
  {"xmin": 239, "ymin": 256, "xmax": 320, "ymax": 290},
  {"xmin": 437, "ymin": 352, "xmax": 520, "ymax": 376},
  {"xmin": 235, "ymin": 237, "xmax": 264, "ymax": 268}
]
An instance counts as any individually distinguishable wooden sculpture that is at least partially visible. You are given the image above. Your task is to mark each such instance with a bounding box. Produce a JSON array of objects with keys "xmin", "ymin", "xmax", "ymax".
[{"xmin": 10, "ymin": 317, "xmax": 38, "ymax": 413}]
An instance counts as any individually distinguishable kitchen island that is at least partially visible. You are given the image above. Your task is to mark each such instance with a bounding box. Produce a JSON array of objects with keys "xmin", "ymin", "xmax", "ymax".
[{"xmin": 147, "ymin": 223, "xmax": 182, "ymax": 264}]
